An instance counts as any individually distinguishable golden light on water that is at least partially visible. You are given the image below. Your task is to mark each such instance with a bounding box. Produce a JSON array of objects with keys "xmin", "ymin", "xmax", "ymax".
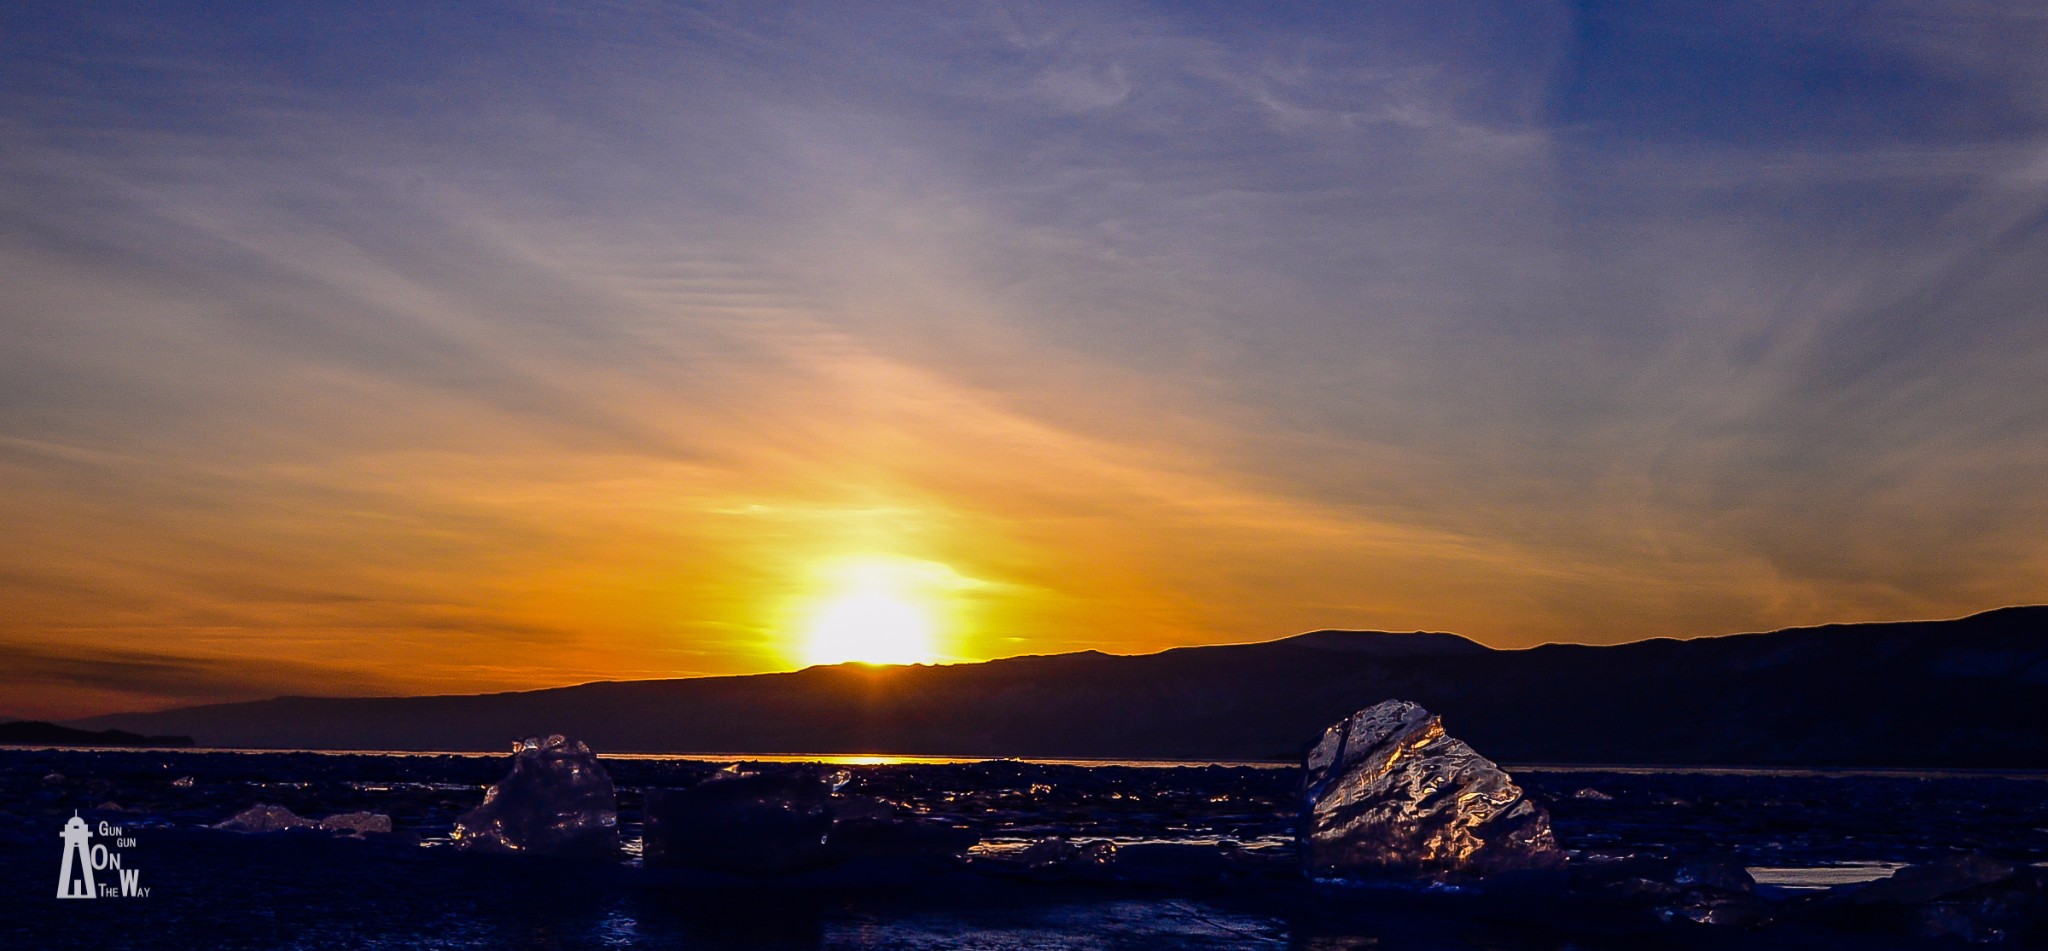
[{"xmin": 796, "ymin": 558, "xmax": 959, "ymax": 666}]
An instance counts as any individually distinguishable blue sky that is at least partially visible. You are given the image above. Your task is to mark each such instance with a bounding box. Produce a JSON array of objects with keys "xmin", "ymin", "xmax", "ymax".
[{"xmin": 3, "ymin": 1, "xmax": 2045, "ymax": 716}]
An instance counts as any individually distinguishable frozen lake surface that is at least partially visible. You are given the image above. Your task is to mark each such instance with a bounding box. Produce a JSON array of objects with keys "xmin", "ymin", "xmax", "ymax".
[{"xmin": 2, "ymin": 748, "xmax": 2044, "ymax": 949}]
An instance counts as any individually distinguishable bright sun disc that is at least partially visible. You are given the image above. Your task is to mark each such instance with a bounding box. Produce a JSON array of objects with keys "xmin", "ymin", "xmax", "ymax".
[{"xmin": 801, "ymin": 571, "xmax": 937, "ymax": 666}]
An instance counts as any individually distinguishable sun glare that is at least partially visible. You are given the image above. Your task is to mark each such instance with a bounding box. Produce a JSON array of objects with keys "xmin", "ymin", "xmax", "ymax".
[{"xmin": 799, "ymin": 561, "xmax": 943, "ymax": 666}]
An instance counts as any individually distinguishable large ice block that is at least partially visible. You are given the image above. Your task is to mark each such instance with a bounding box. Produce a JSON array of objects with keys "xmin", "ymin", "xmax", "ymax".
[
  {"xmin": 452, "ymin": 734, "xmax": 618, "ymax": 860},
  {"xmin": 1299, "ymin": 699, "xmax": 1562, "ymax": 879}
]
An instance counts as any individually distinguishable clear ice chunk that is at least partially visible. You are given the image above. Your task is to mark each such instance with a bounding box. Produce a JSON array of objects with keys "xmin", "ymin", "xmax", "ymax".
[
  {"xmin": 452, "ymin": 734, "xmax": 618, "ymax": 860},
  {"xmin": 1299, "ymin": 699, "xmax": 1562, "ymax": 878}
]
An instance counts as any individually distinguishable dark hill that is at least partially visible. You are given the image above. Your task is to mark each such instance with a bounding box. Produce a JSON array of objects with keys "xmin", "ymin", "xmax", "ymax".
[
  {"xmin": 71, "ymin": 608, "xmax": 2048, "ymax": 768},
  {"xmin": 0, "ymin": 720, "xmax": 192, "ymax": 748}
]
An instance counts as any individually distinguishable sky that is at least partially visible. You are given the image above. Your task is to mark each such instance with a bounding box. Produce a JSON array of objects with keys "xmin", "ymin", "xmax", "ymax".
[{"xmin": 3, "ymin": 1, "xmax": 2046, "ymax": 720}]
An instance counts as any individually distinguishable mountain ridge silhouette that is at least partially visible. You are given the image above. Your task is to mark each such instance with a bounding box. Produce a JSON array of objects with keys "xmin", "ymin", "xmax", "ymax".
[{"xmin": 69, "ymin": 607, "xmax": 2048, "ymax": 768}]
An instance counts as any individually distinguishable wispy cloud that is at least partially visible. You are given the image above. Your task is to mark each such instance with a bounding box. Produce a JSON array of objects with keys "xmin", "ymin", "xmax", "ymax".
[{"xmin": 2, "ymin": 1, "xmax": 2045, "ymax": 717}]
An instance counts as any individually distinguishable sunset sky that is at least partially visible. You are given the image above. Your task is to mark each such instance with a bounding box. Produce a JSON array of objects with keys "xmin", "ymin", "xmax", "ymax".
[{"xmin": 4, "ymin": 2, "xmax": 2047, "ymax": 720}]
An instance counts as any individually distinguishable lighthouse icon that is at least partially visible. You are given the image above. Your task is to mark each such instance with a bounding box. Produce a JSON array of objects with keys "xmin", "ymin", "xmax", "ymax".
[{"xmin": 57, "ymin": 812, "xmax": 95, "ymax": 899}]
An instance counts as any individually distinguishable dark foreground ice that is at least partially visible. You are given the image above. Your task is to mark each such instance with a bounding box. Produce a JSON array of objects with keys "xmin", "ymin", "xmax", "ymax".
[{"xmin": 2, "ymin": 747, "xmax": 2045, "ymax": 949}]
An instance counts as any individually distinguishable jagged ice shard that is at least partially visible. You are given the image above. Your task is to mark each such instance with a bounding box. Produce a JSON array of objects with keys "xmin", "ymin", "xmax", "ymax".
[
  {"xmin": 1300, "ymin": 699, "xmax": 1562, "ymax": 879},
  {"xmin": 452, "ymin": 734, "xmax": 618, "ymax": 860}
]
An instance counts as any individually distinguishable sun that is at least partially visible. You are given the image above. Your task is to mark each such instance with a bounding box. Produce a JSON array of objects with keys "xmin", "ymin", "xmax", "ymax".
[{"xmin": 799, "ymin": 561, "xmax": 941, "ymax": 666}]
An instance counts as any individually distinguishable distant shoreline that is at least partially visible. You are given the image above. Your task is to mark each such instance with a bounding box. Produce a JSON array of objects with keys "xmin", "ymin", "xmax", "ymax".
[
  {"xmin": 4, "ymin": 745, "xmax": 2046, "ymax": 780},
  {"xmin": 0, "ymin": 720, "xmax": 192, "ymax": 748}
]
